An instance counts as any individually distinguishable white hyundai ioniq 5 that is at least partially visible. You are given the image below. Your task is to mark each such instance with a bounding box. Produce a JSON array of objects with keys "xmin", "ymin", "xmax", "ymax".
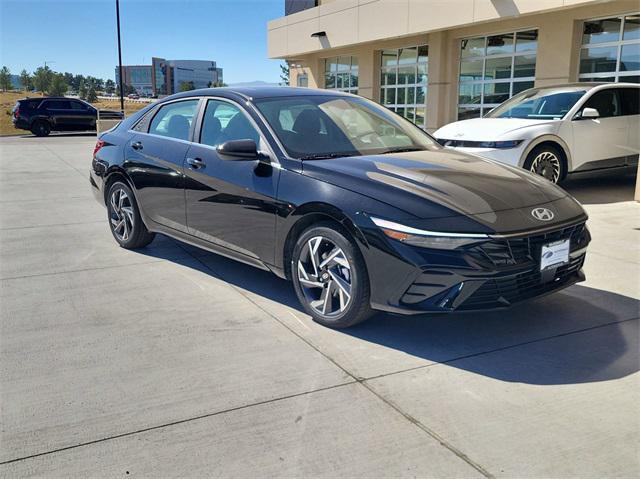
[{"xmin": 434, "ymin": 83, "xmax": 639, "ymax": 183}]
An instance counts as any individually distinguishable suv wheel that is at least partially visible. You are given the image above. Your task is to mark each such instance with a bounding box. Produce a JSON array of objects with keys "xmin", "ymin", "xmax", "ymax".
[
  {"xmin": 524, "ymin": 145, "xmax": 566, "ymax": 184},
  {"xmin": 106, "ymin": 181, "xmax": 155, "ymax": 249},
  {"xmin": 292, "ymin": 223, "xmax": 372, "ymax": 328},
  {"xmin": 31, "ymin": 120, "xmax": 51, "ymax": 137}
]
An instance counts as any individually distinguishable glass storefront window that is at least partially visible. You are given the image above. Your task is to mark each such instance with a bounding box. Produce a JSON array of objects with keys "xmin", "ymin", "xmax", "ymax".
[
  {"xmin": 324, "ymin": 56, "xmax": 358, "ymax": 94},
  {"xmin": 579, "ymin": 14, "xmax": 640, "ymax": 83},
  {"xmin": 458, "ymin": 30, "xmax": 537, "ymax": 118},
  {"xmin": 379, "ymin": 45, "xmax": 428, "ymax": 128}
]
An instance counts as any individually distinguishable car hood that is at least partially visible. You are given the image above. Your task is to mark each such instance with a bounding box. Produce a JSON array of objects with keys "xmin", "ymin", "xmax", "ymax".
[
  {"xmin": 434, "ymin": 118, "xmax": 558, "ymax": 141},
  {"xmin": 301, "ymin": 148, "xmax": 568, "ymax": 220}
]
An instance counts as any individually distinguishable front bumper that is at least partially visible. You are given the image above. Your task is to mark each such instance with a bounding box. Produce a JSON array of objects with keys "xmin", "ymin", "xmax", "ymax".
[
  {"xmin": 443, "ymin": 143, "xmax": 528, "ymax": 167},
  {"xmin": 362, "ymin": 221, "xmax": 590, "ymax": 315}
]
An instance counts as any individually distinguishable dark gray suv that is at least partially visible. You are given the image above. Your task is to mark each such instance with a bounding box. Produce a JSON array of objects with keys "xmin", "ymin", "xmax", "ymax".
[{"xmin": 12, "ymin": 97, "xmax": 123, "ymax": 136}]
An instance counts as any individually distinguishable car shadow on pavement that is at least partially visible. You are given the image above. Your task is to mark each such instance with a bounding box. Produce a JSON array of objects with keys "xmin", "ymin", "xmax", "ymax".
[
  {"xmin": 8, "ymin": 132, "xmax": 97, "ymax": 139},
  {"xmin": 562, "ymin": 168, "xmax": 637, "ymax": 205},
  {"xmin": 141, "ymin": 242, "xmax": 639, "ymax": 387}
]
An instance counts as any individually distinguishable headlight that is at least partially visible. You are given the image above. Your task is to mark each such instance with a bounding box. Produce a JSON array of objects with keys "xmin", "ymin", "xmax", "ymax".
[
  {"xmin": 370, "ymin": 217, "xmax": 489, "ymax": 250},
  {"xmin": 438, "ymin": 139, "xmax": 524, "ymax": 149}
]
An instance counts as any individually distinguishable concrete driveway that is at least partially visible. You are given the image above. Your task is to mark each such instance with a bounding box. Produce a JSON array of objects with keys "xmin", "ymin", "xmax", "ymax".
[{"xmin": 1, "ymin": 134, "xmax": 638, "ymax": 478}]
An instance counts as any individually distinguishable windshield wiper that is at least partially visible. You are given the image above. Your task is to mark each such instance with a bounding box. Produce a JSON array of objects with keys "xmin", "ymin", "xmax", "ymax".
[
  {"xmin": 379, "ymin": 147, "xmax": 426, "ymax": 154},
  {"xmin": 298, "ymin": 152, "xmax": 359, "ymax": 160}
]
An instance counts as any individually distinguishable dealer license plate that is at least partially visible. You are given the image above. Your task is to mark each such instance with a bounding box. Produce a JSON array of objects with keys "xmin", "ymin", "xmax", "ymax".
[{"xmin": 540, "ymin": 239, "xmax": 570, "ymax": 271}]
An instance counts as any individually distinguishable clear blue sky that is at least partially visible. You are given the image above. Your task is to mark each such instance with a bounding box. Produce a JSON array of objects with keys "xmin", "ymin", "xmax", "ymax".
[{"xmin": 0, "ymin": 0, "xmax": 285, "ymax": 84}]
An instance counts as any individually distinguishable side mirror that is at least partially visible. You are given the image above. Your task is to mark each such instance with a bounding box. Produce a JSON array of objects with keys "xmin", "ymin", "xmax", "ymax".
[
  {"xmin": 216, "ymin": 139, "xmax": 259, "ymax": 161},
  {"xmin": 580, "ymin": 107, "xmax": 600, "ymax": 119}
]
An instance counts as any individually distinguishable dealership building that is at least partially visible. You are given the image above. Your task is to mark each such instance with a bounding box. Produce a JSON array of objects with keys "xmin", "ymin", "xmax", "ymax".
[
  {"xmin": 269, "ymin": 0, "xmax": 639, "ymax": 131},
  {"xmin": 116, "ymin": 59, "xmax": 223, "ymax": 96}
]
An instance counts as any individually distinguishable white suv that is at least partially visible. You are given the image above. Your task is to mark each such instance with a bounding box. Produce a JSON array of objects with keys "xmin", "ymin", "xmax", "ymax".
[{"xmin": 434, "ymin": 83, "xmax": 639, "ymax": 183}]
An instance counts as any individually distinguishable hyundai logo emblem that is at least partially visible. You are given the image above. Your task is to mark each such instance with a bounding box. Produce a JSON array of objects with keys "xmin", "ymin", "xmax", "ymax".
[{"xmin": 531, "ymin": 207, "xmax": 555, "ymax": 221}]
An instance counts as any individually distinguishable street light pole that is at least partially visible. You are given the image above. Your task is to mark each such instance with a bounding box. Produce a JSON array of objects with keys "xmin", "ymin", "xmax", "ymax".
[{"xmin": 116, "ymin": 0, "xmax": 125, "ymax": 112}]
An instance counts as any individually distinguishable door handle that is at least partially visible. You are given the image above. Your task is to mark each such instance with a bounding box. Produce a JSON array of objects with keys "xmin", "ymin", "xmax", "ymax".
[
  {"xmin": 187, "ymin": 157, "xmax": 206, "ymax": 169},
  {"xmin": 131, "ymin": 141, "xmax": 143, "ymax": 150}
]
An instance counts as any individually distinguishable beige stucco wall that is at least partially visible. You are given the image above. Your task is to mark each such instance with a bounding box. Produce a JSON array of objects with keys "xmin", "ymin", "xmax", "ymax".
[{"xmin": 282, "ymin": 0, "xmax": 638, "ymax": 130}]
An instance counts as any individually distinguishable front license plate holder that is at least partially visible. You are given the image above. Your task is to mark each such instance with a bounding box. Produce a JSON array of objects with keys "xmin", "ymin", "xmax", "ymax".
[{"xmin": 540, "ymin": 239, "xmax": 570, "ymax": 271}]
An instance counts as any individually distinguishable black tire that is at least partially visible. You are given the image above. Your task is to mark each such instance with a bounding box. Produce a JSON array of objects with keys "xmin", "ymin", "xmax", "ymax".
[
  {"xmin": 106, "ymin": 181, "xmax": 155, "ymax": 249},
  {"xmin": 31, "ymin": 120, "xmax": 51, "ymax": 137},
  {"xmin": 523, "ymin": 144, "xmax": 566, "ymax": 184},
  {"xmin": 291, "ymin": 222, "xmax": 372, "ymax": 328}
]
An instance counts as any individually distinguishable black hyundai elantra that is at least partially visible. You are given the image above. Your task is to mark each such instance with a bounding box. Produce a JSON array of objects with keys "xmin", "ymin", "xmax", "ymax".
[{"xmin": 90, "ymin": 87, "xmax": 590, "ymax": 328}]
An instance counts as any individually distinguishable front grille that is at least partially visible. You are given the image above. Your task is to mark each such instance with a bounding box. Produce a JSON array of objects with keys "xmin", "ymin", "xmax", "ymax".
[
  {"xmin": 459, "ymin": 253, "xmax": 585, "ymax": 310},
  {"xmin": 466, "ymin": 222, "xmax": 589, "ymax": 268}
]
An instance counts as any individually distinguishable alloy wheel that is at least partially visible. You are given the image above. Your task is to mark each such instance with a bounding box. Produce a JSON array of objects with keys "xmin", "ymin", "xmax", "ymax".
[
  {"xmin": 297, "ymin": 236, "xmax": 352, "ymax": 317},
  {"xmin": 109, "ymin": 188, "xmax": 134, "ymax": 242},
  {"xmin": 530, "ymin": 151, "xmax": 561, "ymax": 183}
]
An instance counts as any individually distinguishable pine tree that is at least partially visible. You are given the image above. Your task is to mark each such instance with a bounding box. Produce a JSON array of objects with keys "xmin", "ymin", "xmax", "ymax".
[
  {"xmin": 19, "ymin": 69, "xmax": 32, "ymax": 91},
  {"xmin": 0, "ymin": 66, "xmax": 13, "ymax": 91}
]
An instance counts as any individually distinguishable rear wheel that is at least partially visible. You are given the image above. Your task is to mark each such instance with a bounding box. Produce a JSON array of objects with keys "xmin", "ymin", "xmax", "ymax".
[
  {"xmin": 292, "ymin": 223, "xmax": 372, "ymax": 328},
  {"xmin": 524, "ymin": 145, "xmax": 566, "ymax": 184},
  {"xmin": 106, "ymin": 181, "xmax": 155, "ymax": 249},
  {"xmin": 31, "ymin": 120, "xmax": 51, "ymax": 137}
]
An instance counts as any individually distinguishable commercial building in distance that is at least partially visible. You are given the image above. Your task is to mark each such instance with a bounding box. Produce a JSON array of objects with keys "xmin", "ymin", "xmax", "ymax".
[
  {"xmin": 114, "ymin": 65, "xmax": 153, "ymax": 96},
  {"xmin": 270, "ymin": 0, "xmax": 639, "ymax": 131},
  {"xmin": 116, "ymin": 58, "xmax": 223, "ymax": 96},
  {"xmin": 151, "ymin": 58, "xmax": 224, "ymax": 96}
]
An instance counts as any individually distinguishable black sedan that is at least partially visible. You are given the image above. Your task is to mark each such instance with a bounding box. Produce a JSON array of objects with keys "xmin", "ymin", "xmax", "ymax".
[{"xmin": 90, "ymin": 87, "xmax": 590, "ymax": 328}]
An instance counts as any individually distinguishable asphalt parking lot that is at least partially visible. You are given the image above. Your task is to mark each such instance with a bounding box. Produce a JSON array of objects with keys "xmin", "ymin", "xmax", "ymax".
[{"xmin": 1, "ymin": 134, "xmax": 638, "ymax": 478}]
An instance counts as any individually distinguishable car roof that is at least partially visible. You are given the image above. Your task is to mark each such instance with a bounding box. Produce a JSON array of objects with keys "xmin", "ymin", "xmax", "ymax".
[
  {"xmin": 169, "ymin": 86, "xmax": 353, "ymax": 101},
  {"xmin": 532, "ymin": 82, "xmax": 639, "ymax": 91}
]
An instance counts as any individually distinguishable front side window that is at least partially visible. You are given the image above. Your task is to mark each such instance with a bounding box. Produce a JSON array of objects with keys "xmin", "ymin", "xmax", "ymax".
[
  {"xmin": 380, "ymin": 45, "xmax": 428, "ymax": 128},
  {"xmin": 324, "ymin": 56, "xmax": 358, "ymax": 94},
  {"xmin": 148, "ymin": 99, "xmax": 199, "ymax": 141},
  {"xmin": 582, "ymin": 89, "xmax": 621, "ymax": 118},
  {"xmin": 579, "ymin": 14, "xmax": 640, "ymax": 83},
  {"xmin": 254, "ymin": 95, "xmax": 436, "ymax": 159},
  {"xmin": 70, "ymin": 101, "xmax": 89, "ymax": 110},
  {"xmin": 458, "ymin": 30, "xmax": 538, "ymax": 120},
  {"xmin": 199, "ymin": 100, "xmax": 260, "ymax": 147},
  {"xmin": 486, "ymin": 87, "xmax": 586, "ymax": 120}
]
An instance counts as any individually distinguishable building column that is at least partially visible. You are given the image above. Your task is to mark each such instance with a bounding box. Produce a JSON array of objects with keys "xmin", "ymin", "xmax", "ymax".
[
  {"xmin": 426, "ymin": 31, "xmax": 456, "ymax": 132},
  {"xmin": 355, "ymin": 47, "xmax": 377, "ymax": 101},
  {"xmin": 535, "ymin": 16, "xmax": 582, "ymax": 86}
]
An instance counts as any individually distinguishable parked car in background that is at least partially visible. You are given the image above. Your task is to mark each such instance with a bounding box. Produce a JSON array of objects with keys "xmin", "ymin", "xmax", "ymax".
[
  {"xmin": 91, "ymin": 87, "xmax": 590, "ymax": 328},
  {"xmin": 128, "ymin": 93, "xmax": 140, "ymax": 100},
  {"xmin": 434, "ymin": 83, "xmax": 639, "ymax": 184},
  {"xmin": 11, "ymin": 97, "xmax": 124, "ymax": 136}
]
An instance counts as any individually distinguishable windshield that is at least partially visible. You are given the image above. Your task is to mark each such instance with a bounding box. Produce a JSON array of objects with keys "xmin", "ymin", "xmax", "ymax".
[
  {"xmin": 486, "ymin": 88, "xmax": 587, "ymax": 120},
  {"xmin": 253, "ymin": 95, "xmax": 436, "ymax": 159}
]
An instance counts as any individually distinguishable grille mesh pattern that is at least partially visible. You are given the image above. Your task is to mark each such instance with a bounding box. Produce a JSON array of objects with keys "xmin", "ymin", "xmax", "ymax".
[
  {"xmin": 467, "ymin": 223, "xmax": 588, "ymax": 267},
  {"xmin": 460, "ymin": 254, "xmax": 585, "ymax": 310}
]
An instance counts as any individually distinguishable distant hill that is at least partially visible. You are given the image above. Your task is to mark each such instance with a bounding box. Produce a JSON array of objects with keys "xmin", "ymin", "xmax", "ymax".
[{"xmin": 227, "ymin": 81, "xmax": 280, "ymax": 88}]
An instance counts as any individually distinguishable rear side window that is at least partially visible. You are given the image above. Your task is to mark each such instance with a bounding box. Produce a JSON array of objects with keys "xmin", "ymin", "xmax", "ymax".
[
  {"xmin": 20, "ymin": 100, "xmax": 41, "ymax": 110},
  {"xmin": 619, "ymin": 88, "xmax": 640, "ymax": 116},
  {"xmin": 44, "ymin": 100, "xmax": 71, "ymax": 110},
  {"xmin": 582, "ymin": 89, "xmax": 621, "ymax": 118},
  {"xmin": 148, "ymin": 99, "xmax": 199, "ymax": 141}
]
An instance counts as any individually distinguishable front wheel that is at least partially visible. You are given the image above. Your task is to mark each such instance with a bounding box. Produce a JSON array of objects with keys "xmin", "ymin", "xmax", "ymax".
[
  {"xmin": 292, "ymin": 223, "xmax": 372, "ymax": 328},
  {"xmin": 106, "ymin": 181, "xmax": 155, "ymax": 249},
  {"xmin": 523, "ymin": 145, "xmax": 566, "ymax": 184}
]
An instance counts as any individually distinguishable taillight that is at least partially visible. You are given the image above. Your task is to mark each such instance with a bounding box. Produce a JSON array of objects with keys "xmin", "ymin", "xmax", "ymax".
[
  {"xmin": 93, "ymin": 139, "xmax": 105, "ymax": 158},
  {"xmin": 14, "ymin": 107, "xmax": 19, "ymax": 118}
]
